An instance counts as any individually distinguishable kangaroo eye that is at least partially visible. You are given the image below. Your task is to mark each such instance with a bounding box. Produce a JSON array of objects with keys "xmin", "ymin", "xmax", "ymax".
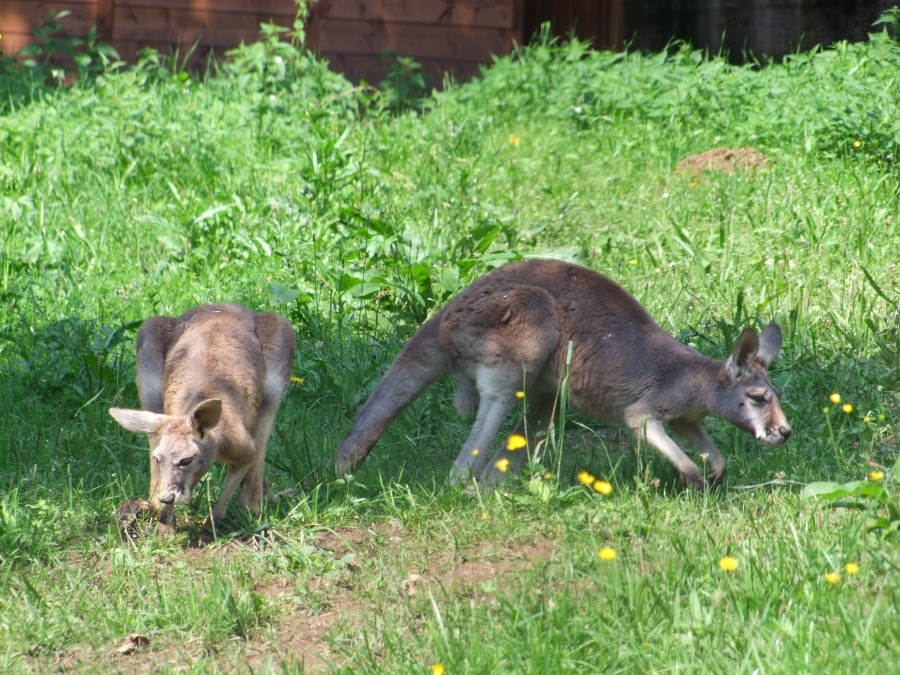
[
  {"xmin": 177, "ymin": 457, "xmax": 194, "ymax": 468},
  {"xmin": 748, "ymin": 391, "xmax": 768, "ymax": 403}
]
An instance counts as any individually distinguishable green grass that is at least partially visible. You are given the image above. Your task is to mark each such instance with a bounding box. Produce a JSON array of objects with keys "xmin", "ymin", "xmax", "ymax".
[{"xmin": 1, "ymin": 25, "xmax": 899, "ymax": 673}]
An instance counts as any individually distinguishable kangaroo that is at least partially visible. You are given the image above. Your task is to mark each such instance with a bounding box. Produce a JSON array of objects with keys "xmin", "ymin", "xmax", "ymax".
[
  {"xmin": 335, "ymin": 258, "xmax": 791, "ymax": 490},
  {"xmin": 110, "ymin": 303, "xmax": 295, "ymax": 528}
]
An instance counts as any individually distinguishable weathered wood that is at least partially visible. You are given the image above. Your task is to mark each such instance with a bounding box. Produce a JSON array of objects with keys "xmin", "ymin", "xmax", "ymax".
[
  {"xmin": 315, "ymin": 18, "xmax": 513, "ymax": 61},
  {"xmin": 521, "ymin": 0, "xmax": 623, "ymax": 49},
  {"xmin": 1, "ymin": 0, "xmax": 622, "ymax": 85},
  {"xmin": 97, "ymin": 0, "xmax": 115, "ymax": 41},
  {"xmin": 317, "ymin": 0, "xmax": 514, "ymax": 29},
  {"xmin": 116, "ymin": 0, "xmax": 298, "ymax": 14},
  {"xmin": 0, "ymin": 1, "xmax": 98, "ymax": 54},
  {"xmin": 112, "ymin": 6, "xmax": 296, "ymax": 46}
]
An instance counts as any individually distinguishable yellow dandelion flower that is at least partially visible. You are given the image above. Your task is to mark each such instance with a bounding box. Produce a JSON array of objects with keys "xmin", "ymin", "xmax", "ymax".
[
  {"xmin": 433, "ymin": 664, "xmax": 445, "ymax": 675},
  {"xmin": 480, "ymin": 512, "xmax": 489, "ymax": 521},
  {"xmin": 829, "ymin": 392, "xmax": 841, "ymax": 404},
  {"xmin": 863, "ymin": 415, "xmax": 872, "ymax": 423},
  {"xmin": 869, "ymin": 470, "xmax": 884, "ymax": 482},
  {"xmin": 515, "ymin": 390, "xmax": 525, "ymax": 399},
  {"xmin": 853, "ymin": 140, "xmax": 862, "ymax": 148},
  {"xmin": 495, "ymin": 458, "xmax": 511, "ymax": 473},
  {"xmin": 842, "ymin": 403, "xmax": 853, "ymax": 414},
  {"xmin": 824, "ymin": 572, "xmax": 842, "ymax": 585},
  {"xmin": 508, "ymin": 133, "xmax": 522, "ymax": 147},
  {"xmin": 718, "ymin": 556, "xmax": 738, "ymax": 572},
  {"xmin": 290, "ymin": 376, "xmax": 304, "ymax": 385},
  {"xmin": 506, "ymin": 434, "xmax": 527, "ymax": 451},
  {"xmin": 629, "ymin": 259, "xmax": 638, "ymax": 266},
  {"xmin": 845, "ymin": 562, "xmax": 859, "ymax": 575},
  {"xmin": 544, "ymin": 471, "xmax": 553, "ymax": 480},
  {"xmin": 471, "ymin": 448, "xmax": 480, "ymax": 456},
  {"xmin": 593, "ymin": 480, "xmax": 613, "ymax": 496},
  {"xmin": 598, "ymin": 547, "xmax": 616, "ymax": 561},
  {"xmin": 577, "ymin": 471, "xmax": 595, "ymax": 485}
]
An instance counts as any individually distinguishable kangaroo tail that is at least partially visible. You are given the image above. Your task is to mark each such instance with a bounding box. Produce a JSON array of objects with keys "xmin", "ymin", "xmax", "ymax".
[{"xmin": 335, "ymin": 315, "xmax": 450, "ymax": 475}]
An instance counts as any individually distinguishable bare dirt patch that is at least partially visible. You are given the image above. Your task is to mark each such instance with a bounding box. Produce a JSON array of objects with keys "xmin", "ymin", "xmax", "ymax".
[{"xmin": 676, "ymin": 147, "xmax": 770, "ymax": 175}]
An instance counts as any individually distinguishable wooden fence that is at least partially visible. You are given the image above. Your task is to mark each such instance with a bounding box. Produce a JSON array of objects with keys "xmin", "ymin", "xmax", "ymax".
[{"xmin": 0, "ymin": 1, "xmax": 624, "ymax": 83}]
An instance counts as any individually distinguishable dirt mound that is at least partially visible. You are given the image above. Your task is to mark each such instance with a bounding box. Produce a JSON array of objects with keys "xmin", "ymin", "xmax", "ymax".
[{"xmin": 676, "ymin": 147, "xmax": 769, "ymax": 175}]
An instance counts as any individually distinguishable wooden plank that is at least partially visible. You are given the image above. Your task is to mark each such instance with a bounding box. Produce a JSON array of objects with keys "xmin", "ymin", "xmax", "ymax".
[
  {"xmin": 0, "ymin": 1, "xmax": 98, "ymax": 27},
  {"xmin": 0, "ymin": 1, "xmax": 99, "ymax": 55},
  {"xmin": 115, "ymin": 0, "xmax": 299, "ymax": 16},
  {"xmin": 111, "ymin": 6, "xmax": 296, "ymax": 46},
  {"xmin": 315, "ymin": 18, "xmax": 513, "ymax": 61},
  {"xmin": 96, "ymin": 0, "xmax": 115, "ymax": 40},
  {"xmin": 316, "ymin": 0, "xmax": 514, "ymax": 30}
]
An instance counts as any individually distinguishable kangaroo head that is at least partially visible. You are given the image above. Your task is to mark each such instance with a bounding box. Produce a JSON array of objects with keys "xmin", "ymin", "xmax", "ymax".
[
  {"xmin": 718, "ymin": 324, "xmax": 791, "ymax": 445},
  {"xmin": 109, "ymin": 399, "xmax": 223, "ymax": 506}
]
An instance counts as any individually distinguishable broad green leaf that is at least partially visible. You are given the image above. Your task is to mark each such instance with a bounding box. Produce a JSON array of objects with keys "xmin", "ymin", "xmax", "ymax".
[{"xmin": 268, "ymin": 283, "xmax": 304, "ymax": 304}]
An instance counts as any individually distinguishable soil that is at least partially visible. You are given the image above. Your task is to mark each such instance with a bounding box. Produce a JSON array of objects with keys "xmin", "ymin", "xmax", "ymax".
[
  {"xmin": 54, "ymin": 522, "xmax": 556, "ymax": 673},
  {"xmin": 676, "ymin": 146, "xmax": 770, "ymax": 175}
]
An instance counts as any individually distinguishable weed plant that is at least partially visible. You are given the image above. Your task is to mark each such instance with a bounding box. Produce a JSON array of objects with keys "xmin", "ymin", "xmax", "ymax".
[{"xmin": 0, "ymin": 14, "xmax": 899, "ymax": 672}]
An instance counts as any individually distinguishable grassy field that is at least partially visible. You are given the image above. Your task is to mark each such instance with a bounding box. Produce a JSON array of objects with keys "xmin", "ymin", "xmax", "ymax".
[{"xmin": 1, "ymin": 16, "xmax": 900, "ymax": 673}]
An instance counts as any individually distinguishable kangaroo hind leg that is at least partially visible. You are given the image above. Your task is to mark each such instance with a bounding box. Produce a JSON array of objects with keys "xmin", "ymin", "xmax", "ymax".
[{"xmin": 479, "ymin": 393, "xmax": 557, "ymax": 489}]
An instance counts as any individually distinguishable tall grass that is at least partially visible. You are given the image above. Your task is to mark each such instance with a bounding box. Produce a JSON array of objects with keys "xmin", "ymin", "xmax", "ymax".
[{"xmin": 0, "ymin": 21, "xmax": 898, "ymax": 672}]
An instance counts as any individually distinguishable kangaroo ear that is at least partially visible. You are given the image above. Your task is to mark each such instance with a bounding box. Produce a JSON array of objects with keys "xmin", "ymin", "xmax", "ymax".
[
  {"xmin": 754, "ymin": 323, "xmax": 783, "ymax": 369},
  {"xmin": 109, "ymin": 407, "xmax": 169, "ymax": 435},
  {"xmin": 190, "ymin": 399, "xmax": 223, "ymax": 439},
  {"xmin": 725, "ymin": 328, "xmax": 760, "ymax": 379}
]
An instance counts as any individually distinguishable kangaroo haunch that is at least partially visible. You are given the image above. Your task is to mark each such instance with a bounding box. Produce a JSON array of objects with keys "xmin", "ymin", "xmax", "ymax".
[
  {"xmin": 335, "ymin": 258, "xmax": 791, "ymax": 490},
  {"xmin": 110, "ymin": 303, "xmax": 295, "ymax": 528}
]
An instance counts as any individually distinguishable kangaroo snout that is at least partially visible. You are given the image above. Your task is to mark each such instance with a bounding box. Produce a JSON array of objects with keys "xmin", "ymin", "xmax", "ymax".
[
  {"xmin": 157, "ymin": 491, "xmax": 177, "ymax": 505},
  {"xmin": 758, "ymin": 422, "xmax": 791, "ymax": 445}
]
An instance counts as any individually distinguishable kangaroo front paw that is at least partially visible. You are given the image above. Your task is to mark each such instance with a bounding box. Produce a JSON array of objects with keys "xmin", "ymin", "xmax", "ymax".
[
  {"xmin": 682, "ymin": 470, "xmax": 707, "ymax": 491},
  {"xmin": 117, "ymin": 498, "xmax": 149, "ymax": 529},
  {"xmin": 708, "ymin": 463, "xmax": 727, "ymax": 485}
]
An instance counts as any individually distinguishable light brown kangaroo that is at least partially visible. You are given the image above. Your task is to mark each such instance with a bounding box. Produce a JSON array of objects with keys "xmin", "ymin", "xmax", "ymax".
[
  {"xmin": 110, "ymin": 303, "xmax": 295, "ymax": 528},
  {"xmin": 335, "ymin": 259, "xmax": 791, "ymax": 490}
]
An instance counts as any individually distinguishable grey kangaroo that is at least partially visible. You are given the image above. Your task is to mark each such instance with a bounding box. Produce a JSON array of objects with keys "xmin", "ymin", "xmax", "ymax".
[
  {"xmin": 110, "ymin": 303, "xmax": 295, "ymax": 528},
  {"xmin": 335, "ymin": 258, "xmax": 791, "ymax": 490}
]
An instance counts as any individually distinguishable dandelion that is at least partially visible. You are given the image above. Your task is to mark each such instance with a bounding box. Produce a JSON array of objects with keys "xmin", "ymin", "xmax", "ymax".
[
  {"xmin": 853, "ymin": 140, "xmax": 862, "ymax": 148},
  {"xmin": 718, "ymin": 556, "xmax": 738, "ymax": 572},
  {"xmin": 629, "ymin": 259, "xmax": 637, "ymax": 266},
  {"xmin": 842, "ymin": 403, "xmax": 853, "ymax": 414},
  {"xmin": 577, "ymin": 471, "xmax": 595, "ymax": 485},
  {"xmin": 495, "ymin": 458, "xmax": 510, "ymax": 473},
  {"xmin": 593, "ymin": 480, "xmax": 613, "ymax": 496},
  {"xmin": 544, "ymin": 471, "xmax": 553, "ymax": 480},
  {"xmin": 829, "ymin": 392, "xmax": 841, "ymax": 404},
  {"xmin": 598, "ymin": 547, "xmax": 616, "ymax": 561},
  {"xmin": 506, "ymin": 434, "xmax": 527, "ymax": 451},
  {"xmin": 845, "ymin": 562, "xmax": 859, "ymax": 575},
  {"xmin": 508, "ymin": 133, "xmax": 522, "ymax": 147},
  {"xmin": 471, "ymin": 449, "xmax": 480, "ymax": 456},
  {"xmin": 290, "ymin": 376, "xmax": 304, "ymax": 385},
  {"xmin": 433, "ymin": 664, "xmax": 445, "ymax": 675},
  {"xmin": 824, "ymin": 572, "xmax": 842, "ymax": 585},
  {"xmin": 516, "ymin": 390, "xmax": 525, "ymax": 399},
  {"xmin": 869, "ymin": 470, "xmax": 884, "ymax": 482},
  {"xmin": 863, "ymin": 415, "xmax": 872, "ymax": 423},
  {"xmin": 480, "ymin": 512, "xmax": 489, "ymax": 521}
]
